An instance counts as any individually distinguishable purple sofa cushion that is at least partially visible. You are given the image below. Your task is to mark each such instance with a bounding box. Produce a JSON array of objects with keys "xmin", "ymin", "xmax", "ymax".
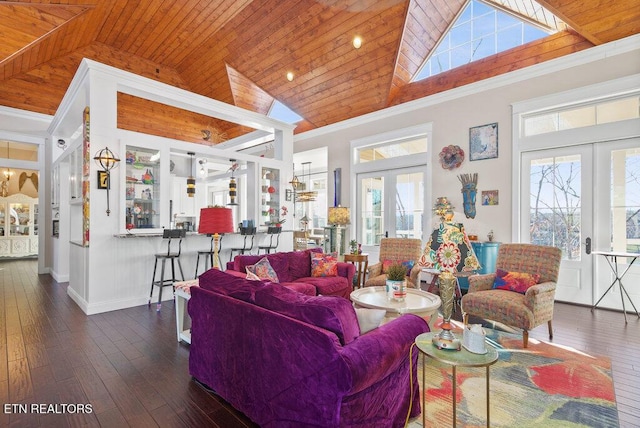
[
  {"xmin": 294, "ymin": 276, "xmax": 352, "ymax": 298},
  {"xmin": 265, "ymin": 252, "xmax": 292, "ymax": 283},
  {"xmin": 279, "ymin": 281, "xmax": 316, "ymax": 296},
  {"xmin": 254, "ymin": 283, "xmax": 360, "ymax": 345},
  {"xmin": 198, "ymin": 268, "xmax": 266, "ymax": 302},
  {"xmin": 288, "ymin": 248, "xmax": 323, "ymax": 279}
]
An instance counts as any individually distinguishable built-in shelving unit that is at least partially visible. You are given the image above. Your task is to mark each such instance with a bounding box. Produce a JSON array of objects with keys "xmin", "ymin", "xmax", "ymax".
[{"xmin": 125, "ymin": 146, "xmax": 161, "ymax": 230}]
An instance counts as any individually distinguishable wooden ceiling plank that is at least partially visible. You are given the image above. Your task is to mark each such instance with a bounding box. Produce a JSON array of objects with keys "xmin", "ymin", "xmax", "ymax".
[
  {"xmin": 96, "ymin": 0, "xmax": 133, "ymax": 46},
  {"xmin": 125, "ymin": 1, "xmax": 183, "ymax": 59},
  {"xmin": 135, "ymin": 0, "xmax": 195, "ymax": 61},
  {"xmin": 242, "ymin": 2, "xmax": 405, "ymax": 93},
  {"xmin": 257, "ymin": 14, "xmax": 404, "ymax": 102},
  {"xmin": 114, "ymin": 0, "xmax": 164, "ymax": 53},
  {"xmin": 162, "ymin": 0, "xmax": 252, "ymax": 68},
  {"xmin": 534, "ymin": 0, "xmax": 602, "ymax": 44}
]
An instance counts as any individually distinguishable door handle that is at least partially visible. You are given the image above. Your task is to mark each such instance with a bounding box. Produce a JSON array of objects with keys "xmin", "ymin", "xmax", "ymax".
[{"xmin": 585, "ymin": 237, "xmax": 591, "ymax": 254}]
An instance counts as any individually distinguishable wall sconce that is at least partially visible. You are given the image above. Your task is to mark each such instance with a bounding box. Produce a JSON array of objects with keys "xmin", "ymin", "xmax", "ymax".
[
  {"xmin": 57, "ymin": 139, "xmax": 67, "ymax": 150},
  {"xmin": 187, "ymin": 152, "xmax": 195, "ymax": 198},
  {"xmin": 228, "ymin": 159, "xmax": 239, "ymax": 206},
  {"xmin": 93, "ymin": 146, "xmax": 121, "ymax": 216},
  {"xmin": 199, "ymin": 158, "xmax": 207, "ymax": 177}
]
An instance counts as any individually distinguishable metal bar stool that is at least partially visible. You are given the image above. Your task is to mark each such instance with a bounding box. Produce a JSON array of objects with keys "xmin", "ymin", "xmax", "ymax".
[
  {"xmin": 229, "ymin": 227, "xmax": 256, "ymax": 262},
  {"xmin": 149, "ymin": 229, "xmax": 185, "ymax": 311},
  {"xmin": 195, "ymin": 235, "xmax": 224, "ymax": 278},
  {"xmin": 258, "ymin": 226, "xmax": 281, "ymax": 254}
]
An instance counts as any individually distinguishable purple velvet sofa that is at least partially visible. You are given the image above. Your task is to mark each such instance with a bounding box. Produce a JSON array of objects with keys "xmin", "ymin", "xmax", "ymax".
[
  {"xmin": 225, "ymin": 248, "xmax": 355, "ymax": 299},
  {"xmin": 189, "ymin": 268, "xmax": 429, "ymax": 427}
]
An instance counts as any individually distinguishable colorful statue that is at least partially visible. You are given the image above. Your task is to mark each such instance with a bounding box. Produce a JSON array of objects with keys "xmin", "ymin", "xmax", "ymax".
[{"xmin": 458, "ymin": 173, "xmax": 478, "ymax": 219}]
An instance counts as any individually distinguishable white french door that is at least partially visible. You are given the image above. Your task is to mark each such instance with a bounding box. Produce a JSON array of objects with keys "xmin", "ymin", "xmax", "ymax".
[
  {"xmin": 357, "ymin": 167, "xmax": 425, "ymax": 255},
  {"xmin": 521, "ymin": 138, "xmax": 640, "ymax": 308},
  {"xmin": 521, "ymin": 145, "xmax": 593, "ymax": 304}
]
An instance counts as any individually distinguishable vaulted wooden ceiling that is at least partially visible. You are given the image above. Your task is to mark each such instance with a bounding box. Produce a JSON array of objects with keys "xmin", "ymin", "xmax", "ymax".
[{"xmin": 0, "ymin": 0, "xmax": 638, "ymax": 143}]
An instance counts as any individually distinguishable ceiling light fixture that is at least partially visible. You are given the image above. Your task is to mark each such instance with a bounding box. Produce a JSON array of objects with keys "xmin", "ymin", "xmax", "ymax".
[
  {"xmin": 187, "ymin": 152, "xmax": 195, "ymax": 198},
  {"xmin": 286, "ymin": 71, "xmax": 294, "ymax": 82},
  {"xmin": 228, "ymin": 159, "xmax": 239, "ymax": 206},
  {"xmin": 199, "ymin": 158, "xmax": 207, "ymax": 177},
  {"xmin": 353, "ymin": 36, "xmax": 362, "ymax": 49}
]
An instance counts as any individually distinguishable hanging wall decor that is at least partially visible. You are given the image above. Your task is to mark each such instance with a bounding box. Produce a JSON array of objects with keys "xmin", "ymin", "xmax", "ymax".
[
  {"xmin": 458, "ymin": 173, "xmax": 478, "ymax": 219},
  {"xmin": 469, "ymin": 122, "xmax": 498, "ymax": 161},
  {"xmin": 439, "ymin": 145, "xmax": 464, "ymax": 170}
]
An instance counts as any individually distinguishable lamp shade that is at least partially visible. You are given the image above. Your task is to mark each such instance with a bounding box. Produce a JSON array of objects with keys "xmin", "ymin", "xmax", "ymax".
[
  {"xmin": 328, "ymin": 206, "xmax": 350, "ymax": 225},
  {"xmin": 198, "ymin": 207, "xmax": 234, "ymax": 234}
]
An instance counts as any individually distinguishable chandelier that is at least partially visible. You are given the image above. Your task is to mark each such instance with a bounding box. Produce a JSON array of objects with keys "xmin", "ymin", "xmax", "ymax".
[{"xmin": 295, "ymin": 162, "xmax": 317, "ymax": 202}]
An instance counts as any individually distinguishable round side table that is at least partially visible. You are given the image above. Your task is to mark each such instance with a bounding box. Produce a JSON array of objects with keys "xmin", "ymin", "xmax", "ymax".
[
  {"xmin": 415, "ymin": 331, "xmax": 498, "ymax": 427},
  {"xmin": 343, "ymin": 253, "xmax": 368, "ymax": 289}
]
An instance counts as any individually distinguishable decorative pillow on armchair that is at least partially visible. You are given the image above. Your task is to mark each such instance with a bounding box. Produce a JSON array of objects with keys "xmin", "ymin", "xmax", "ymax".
[
  {"xmin": 382, "ymin": 259, "xmax": 415, "ymax": 275},
  {"xmin": 492, "ymin": 269, "xmax": 540, "ymax": 294},
  {"xmin": 311, "ymin": 252, "xmax": 338, "ymax": 277},
  {"xmin": 246, "ymin": 257, "xmax": 280, "ymax": 283}
]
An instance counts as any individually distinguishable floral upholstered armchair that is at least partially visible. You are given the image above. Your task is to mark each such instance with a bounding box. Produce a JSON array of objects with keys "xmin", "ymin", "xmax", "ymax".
[
  {"xmin": 365, "ymin": 238, "xmax": 423, "ymax": 288},
  {"xmin": 461, "ymin": 243, "xmax": 562, "ymax": 348}
]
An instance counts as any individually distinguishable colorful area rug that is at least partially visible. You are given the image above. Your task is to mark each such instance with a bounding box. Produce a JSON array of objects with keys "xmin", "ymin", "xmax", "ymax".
[{"xmin": 415, "ymin": 328, "xmax": 618, "ymax": 427}]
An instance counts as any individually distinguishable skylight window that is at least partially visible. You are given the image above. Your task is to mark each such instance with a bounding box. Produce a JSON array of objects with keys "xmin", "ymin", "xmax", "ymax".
[
  {"xmin": 414, "ymin": 0, "xmax": 552, "ymax": 81},
  {"xmin": 268, "ymin": 100, "xmax": 303, "ymax": 124}
]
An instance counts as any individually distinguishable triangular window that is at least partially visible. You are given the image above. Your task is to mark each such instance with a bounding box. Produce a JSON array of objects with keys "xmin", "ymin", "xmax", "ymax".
[
  {"xmin": 268, "ymin": 100, "xmax": 303, "ymax": 124},
  {"xmin": 414, "ymin": 0, "xmax": 555, "ymax": 81}
]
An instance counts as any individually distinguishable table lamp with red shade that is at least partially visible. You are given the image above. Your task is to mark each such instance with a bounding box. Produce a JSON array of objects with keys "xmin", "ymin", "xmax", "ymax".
[{"xmin": 198, "ymin": 207, "xmax": 234, "ymax": 269}]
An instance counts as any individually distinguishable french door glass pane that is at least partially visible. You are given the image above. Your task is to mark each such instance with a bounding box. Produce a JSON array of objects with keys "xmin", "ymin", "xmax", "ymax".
[
  {"xmin": 610, "ymin": 148, "xmax": 640, "ymax": 253},
  {"xmin": 361, "ymin": 177, "xmax": 384, "ymax": 246},
  {"xmin": 396, "ymin": 172, "xmax": 423, "ymax": 239},
  {"xmin": 529, "ymin": 154, "xmax": 581, "ymax": 260}
]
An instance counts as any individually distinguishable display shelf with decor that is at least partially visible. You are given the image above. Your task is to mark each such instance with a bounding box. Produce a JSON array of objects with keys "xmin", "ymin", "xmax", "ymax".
[
  {"xmin": 124, "ymin": 146, "xmax": 161, "ymax": 230},
  {"xmin": 0, "ymin": 194, "xmax": 39, "ymax": 257},
  {"xmin": 260, "ymin": 167, "xmax": 280, "ymax": 227}
]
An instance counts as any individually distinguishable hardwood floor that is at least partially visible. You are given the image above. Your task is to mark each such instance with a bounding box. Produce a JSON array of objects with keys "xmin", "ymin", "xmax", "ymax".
[{"xmin": 1, "ymin": 258, "xmax": 638, "ymax": 427}]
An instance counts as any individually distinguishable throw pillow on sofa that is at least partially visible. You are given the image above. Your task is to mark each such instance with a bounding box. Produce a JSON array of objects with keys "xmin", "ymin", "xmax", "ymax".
[
  {"xmin": 311, "ymin": 252, "xmax": 338, "ymax": 277},
  {"xmin": 354, "ymin": 308, "xmax": 387, "ymax": 334},
  {"xmin": 246, "ymin": 257, "xmax": 280, "ymax": 283},
  {"xmin": 254, "ymin": 283, "xmax": 360, "ymax": 345}
]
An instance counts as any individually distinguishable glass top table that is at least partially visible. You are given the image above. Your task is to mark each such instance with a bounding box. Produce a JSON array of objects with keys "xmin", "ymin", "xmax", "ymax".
[{"xmin": 415, "ymin": 331, "xmax": 499, "ymax": 427}]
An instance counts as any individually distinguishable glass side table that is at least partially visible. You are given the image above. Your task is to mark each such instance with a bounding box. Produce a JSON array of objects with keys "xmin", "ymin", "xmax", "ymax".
[{"xmin": 415, "ymin": 331, "xmax": 498, "ymax": 427}]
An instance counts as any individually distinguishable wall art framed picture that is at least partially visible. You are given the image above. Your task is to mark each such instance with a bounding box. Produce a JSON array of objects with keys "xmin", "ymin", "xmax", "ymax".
[
  {"xmin": 469, "ymin": 122, "xmax": 498, "ymax": 161},
  {"xmin": 97, "ymin": 170, "xmax": 109, "ymax": 189},
  {"xmin": 481, "ymin": 190, "xmax": 499, "ymax": 205}
]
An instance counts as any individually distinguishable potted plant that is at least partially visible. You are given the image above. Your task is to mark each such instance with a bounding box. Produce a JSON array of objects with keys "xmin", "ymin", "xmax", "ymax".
[
  {"xmin": 349, "ymin": 239, "xmax": 358, "ymax": 255},
  {"xmin": 386, "ymin": 263, "xmax": 407, "ymax": 302}
]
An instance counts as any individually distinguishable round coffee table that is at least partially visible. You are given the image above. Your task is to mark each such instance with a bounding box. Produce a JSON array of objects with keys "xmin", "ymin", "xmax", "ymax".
[{"xmin": 350, "ymin": 286, "xmax": 441, "ymax": 329}]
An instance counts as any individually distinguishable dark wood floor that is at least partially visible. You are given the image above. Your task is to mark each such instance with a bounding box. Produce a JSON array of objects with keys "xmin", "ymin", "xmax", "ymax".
[{"xmin": 1, "ymin": 258, "xmax": 639, "ymax": 427}]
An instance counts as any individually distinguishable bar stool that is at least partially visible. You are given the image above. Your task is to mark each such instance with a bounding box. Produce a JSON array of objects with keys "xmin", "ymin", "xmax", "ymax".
[
  {"xmin": 258, "ymin": 226, "xmax": 281, "ymax": 254},
  {"xmin": 229, "ymin": 227, "xmax": 256, "ymax": 262},
  {"xmin": 149, "ymin": 229, "xmax": 185, "ymax": 311},
  {"xmin": 194, "ymin": 235, "xmax": 224, "ymax": 278}
]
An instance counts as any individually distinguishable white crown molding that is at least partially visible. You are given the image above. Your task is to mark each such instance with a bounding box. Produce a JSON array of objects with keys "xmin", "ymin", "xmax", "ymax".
[{"xmin": 296, "ymin": 33, "xmax": 640, "ymax": 142}]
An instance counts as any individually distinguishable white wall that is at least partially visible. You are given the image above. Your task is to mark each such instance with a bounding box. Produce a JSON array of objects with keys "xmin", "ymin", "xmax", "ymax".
[{"xmin": 295, "ymin": 35, "xmax": 640, "ymax": 245}]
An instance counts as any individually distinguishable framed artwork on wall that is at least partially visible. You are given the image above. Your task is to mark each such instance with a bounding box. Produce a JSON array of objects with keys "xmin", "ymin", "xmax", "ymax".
[
  {"xmin": 482, "ymin": 190, "xmax": 499, "ymax": 205},
  {"xmin": 469, "ymin": 123, "xmax": 498, "ymax": 161}
]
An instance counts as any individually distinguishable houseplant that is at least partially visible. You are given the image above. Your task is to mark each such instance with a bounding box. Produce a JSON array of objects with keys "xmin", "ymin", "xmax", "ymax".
[{"xmin": 386, "ymin": 263, "xmax": 407, "ymax": 302}]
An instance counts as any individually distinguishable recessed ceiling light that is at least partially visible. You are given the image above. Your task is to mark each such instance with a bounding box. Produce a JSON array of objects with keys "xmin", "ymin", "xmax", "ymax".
[
  {"xmin": 353, "ymin": 36, "xmax": 362, "ymax": 49},
  {"xmin": 286, "ymin": 71, "xmax": 294, "ymax": 81}
]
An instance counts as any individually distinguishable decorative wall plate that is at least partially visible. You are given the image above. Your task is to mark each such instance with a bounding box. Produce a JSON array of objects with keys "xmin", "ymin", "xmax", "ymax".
[{"xmin": 439, "ymin": 145, "xmax": 465, "ymax": 170}]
